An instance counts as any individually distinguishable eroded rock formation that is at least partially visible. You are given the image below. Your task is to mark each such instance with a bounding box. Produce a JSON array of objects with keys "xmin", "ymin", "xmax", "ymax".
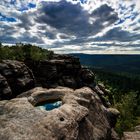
[
  {"xmin": 122, "ymin": 125, "xmax": 140, "ymax": 140},
  {"xmin": 0, "ymin": 55, "xmax": 120, "ymax": 140},
  {"xmin": 0, "ymin": 60, "xmax": 35, "ymax": 99},
  {"xmin": 0, "ymin": 87, "xmax": 119, "ymax": 140},
  {"xmin": 25, "ymin": 54, "xmax": 95, "ymax": 89}
]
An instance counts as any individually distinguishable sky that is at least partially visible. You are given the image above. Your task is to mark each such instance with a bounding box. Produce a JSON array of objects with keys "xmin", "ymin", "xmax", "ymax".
[{"xmin": 0, "ymin": 0, "xmax": 140, "ymax": 54}]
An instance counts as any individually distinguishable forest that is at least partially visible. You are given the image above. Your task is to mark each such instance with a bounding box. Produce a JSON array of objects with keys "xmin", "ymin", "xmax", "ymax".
[
  {"xmin": 93, "ymin": 68, "xmax": 140, "ymax": 136},
  {"xmin": 0, "ymin": 43, "xmax": 54, "ymax": 61}
]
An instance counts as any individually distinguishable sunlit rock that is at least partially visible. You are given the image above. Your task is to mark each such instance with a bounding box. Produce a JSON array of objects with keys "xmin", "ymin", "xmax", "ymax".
[{"xmin": 0, "ymin": 87, "xmax": 119, "ymax": 140}]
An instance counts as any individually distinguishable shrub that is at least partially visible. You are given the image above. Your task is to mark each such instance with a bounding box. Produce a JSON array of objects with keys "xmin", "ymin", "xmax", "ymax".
[
  {"xmin": 0, "ymin": 43, "xmax": 54, "ymax": 61},
  {"xmin": 114, "ymin": 92, "xmax": 137, "ymax": 136}
]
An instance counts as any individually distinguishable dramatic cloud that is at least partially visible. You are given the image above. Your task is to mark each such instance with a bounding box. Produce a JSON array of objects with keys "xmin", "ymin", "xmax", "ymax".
[{"xmin": 0, "ymin": 0, "xmax": 140, "ymax": 54}]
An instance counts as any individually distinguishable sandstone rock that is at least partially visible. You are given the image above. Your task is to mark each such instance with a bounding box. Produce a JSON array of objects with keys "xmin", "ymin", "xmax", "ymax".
[
  {"xmin": 0, "ymin": 87, "xmax": 119, "ymax": 140},
  {"xmin": 62, "ymin": 76, "xmax": 77, "ymax": 88},
  {"xmin": 135, "ymin": 125, "xmax": 140, "ymax": 131},
  {"xmin": 35, "ymin": 57, "xmax": 82, "ymax": 89},
  {"xmin": 0, "ymin": 60, "xmax": 35, "ymax": 99},
  {"xmin": 79, "ymin": 67, "xmax": 95, "ymax": 84},
  {"xmin": 98, "ymin": 83, "xmax": 111, "ymax": 95},
  {"xmin": 92, "ymin": 85, "xmax": 111, "ymax": 107},
  {"xmin": 107, "ymin": 108, "xmax": 120, "ymax": 128},
  {"xmin": 0, "ymin": 54, "xmax": 121, "ymax": 140},
  {"xmin": 24, "ymin": 54, "xmax": 112, "ymax": 107},
  {"xmin": 0, "ymin": 74, "xmax": 12, "ymax": 100},
  {"xmin": 25, "ymin": 55, "xmax": 95, "ymax": 90},
  {"xmin": 122, "ymin": 125, "xmax": 140, "ymax": 140},
  {"xmin": 38, "ymin": 60, "xmax": 58, "ymax": 80}
]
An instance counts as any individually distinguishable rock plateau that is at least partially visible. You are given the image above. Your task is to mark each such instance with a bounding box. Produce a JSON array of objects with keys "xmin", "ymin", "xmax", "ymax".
[{"xmin": 0, "ymin": 55, "xmax": 120, "ymax": 140}]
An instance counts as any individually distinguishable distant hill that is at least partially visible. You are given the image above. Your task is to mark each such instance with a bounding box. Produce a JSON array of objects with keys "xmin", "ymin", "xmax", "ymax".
[{"xmin": 71, "ymin": 54, "xmax": 140, "ymax": 75}]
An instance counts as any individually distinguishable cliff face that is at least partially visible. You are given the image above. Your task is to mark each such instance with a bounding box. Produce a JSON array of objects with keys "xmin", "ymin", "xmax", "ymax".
[
  {"xmin": 0, "ymin": 60, "xmax": 35, "ymax": 100},
  {"xmin": 0, "ymin": 55, "xmax": 120, "ymax": 140},
  {"xmin": 25, "ymin": 54, "xmax": 95, "ymax": 89}
]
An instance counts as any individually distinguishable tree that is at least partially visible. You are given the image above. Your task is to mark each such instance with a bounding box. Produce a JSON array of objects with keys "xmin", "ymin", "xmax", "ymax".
[{"xmin": 0, "ymin": 43, "xmax": 54, "ymax": 61}]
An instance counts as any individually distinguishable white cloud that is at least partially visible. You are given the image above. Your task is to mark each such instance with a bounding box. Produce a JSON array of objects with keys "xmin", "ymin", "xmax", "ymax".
[{"xmin": 0, "ymin": 0, "xmax": 140, "ymax": 54}]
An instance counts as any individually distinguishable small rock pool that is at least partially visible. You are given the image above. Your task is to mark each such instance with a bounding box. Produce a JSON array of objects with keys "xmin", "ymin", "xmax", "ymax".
[{"xmin": 36, "ymin": 100, "xmax": 62, "ymax": 111}]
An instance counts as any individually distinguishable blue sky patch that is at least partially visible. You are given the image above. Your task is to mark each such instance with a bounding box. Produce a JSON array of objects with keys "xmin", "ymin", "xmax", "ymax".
[
  {"xmin": 80, "ymin": 0, "xmax": 87, "ymax": 4},
  {"xmin": 0, "ymin": 13, "xmax": 16, "ymax": 22},
  {"xmin": 10, "ymin": 0, "xmax": 16, "ymax": 5},
  {"xmin": 18, "ymin": 3, "xmax": 36, "ymax": 12},
  {"xmin": 28, "ymin": 3, "xmax": 36, "ymax": 8}
]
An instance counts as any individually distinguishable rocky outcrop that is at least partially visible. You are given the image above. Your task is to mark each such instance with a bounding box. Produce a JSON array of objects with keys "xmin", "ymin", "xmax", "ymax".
[
  {"xmin": 122, "ymin": 125, "xmax": 140, "ymax": 140},
  {"xmin": 0, "ymin": 60, "xmax": 35, "ymax": 99},
  {"xmin": 0, "ymin": 55, "xmax": 120, "ymax": 140},
  {"xmin": 0, "ymin": 74, "xmax": 12, "ymax": 99},
  {"xmin": 0, "ymin": 87, "xmax": 119, "ymax": 140},
  {"xmin": 25, "ymin": 54, "xmax": 95, "ymax": 89},
  {"xmin": 0, "ymin": 56, "xmax": 109, "ymax": 108}
]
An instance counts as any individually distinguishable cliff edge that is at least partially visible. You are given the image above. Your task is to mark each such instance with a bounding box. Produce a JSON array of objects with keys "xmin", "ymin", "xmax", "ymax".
[{"xmin": 0, "ymin": 55, "xmax": 120, "ymax": 140}]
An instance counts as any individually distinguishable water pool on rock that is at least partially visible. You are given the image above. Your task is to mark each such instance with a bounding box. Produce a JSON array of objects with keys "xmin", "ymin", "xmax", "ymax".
[{"xmin": 36, "ymin": 101, "xmax": 62, "ymax": 111}]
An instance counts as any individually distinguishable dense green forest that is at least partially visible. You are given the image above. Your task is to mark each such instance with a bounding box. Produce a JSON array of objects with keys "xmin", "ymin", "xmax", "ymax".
[
  {"xmin": 93, "ymin": 68, "xmax": 140, "ymax": 136},
  {"xmin": 72, "ymin": 53, "xmax": 140, "ymax": 75},
  {"xmin": 0, "ymin": 43, "xmax": 54, "ymax": 61}
]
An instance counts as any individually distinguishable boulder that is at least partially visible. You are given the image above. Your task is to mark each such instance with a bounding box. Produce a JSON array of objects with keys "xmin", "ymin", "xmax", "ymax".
[
  {"xmin": 79, "ymin": 67, "xmax": 95, "ymax": 84},
  {"xmin": 25, "ymin": 55, "xmax": 95, "ymax": 89},
  {"xmin": 91, "ymin": 84, "xmax": 111, "ymax": 107},
  {"xmin": 98, "ymin": 83, "xmax": 110, "ymax": 95},
  {"xmin": 122, "ymin": 125, "xmax": 140, "ymax": 140},
  {"xmin": 0, "ymin": 87, "xmax": 119, "ymax": 140},
  {"xmin": 0, "ymin": 60, "xmax": 35, "ymax": 99}
]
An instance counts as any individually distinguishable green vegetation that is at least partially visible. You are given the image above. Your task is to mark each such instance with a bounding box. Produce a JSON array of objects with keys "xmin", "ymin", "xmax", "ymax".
[
  {"xmin": 1, "ymin": 44, "xmax": 140, "ymax": 136},
  {"xmin": 0, "ymin": 43, "xmax": 54, "ymax": 61},
  {"xmin": 93, "ymin": 68, "xmax": 140, "ymax": 137},
  {"xmin": 114, "ymin": 92, "xmax": 138, "ymax": 135},
  {"xmin": 73, "ymin": 53, "xmax": 140, "ymax": 75}
]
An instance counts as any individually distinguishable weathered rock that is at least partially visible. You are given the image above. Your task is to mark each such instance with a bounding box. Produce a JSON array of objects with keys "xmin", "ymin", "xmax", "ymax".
[
  {"xmin": 25, "ymin": 55, "xmax": 95, "ymax": 89},
  {"xmin": 62, "ymin": 76, "xmax": 77, "ymax": 88},
  {"xmin": 0, "ymin": 87, "xmax": 119, "ymax": 140},
  {"xmin": 0, "ymin": 60, "xmax": 35, "ymax": 99},
  {"xmin": 122, "ymin": 125, "xmax": 140, "ymax": 140},
  {"xmin": 107, "ymin": 108, "xmax": 120, "ymax": 128},
  {"xmin": 79, "ymin": 67, "xmax": 95, "ymax": 84},
  {"xmin": 92, "ymin": 84, "xmax": 111, "ymax": 107},
  {"xmin": 135, "ymin": 126, "xmax": 140, "ymax": 131},
  {"xmin": 98, "ymin": 83, "xmax": 110, "ymax": 95},
  {"xmin": 0, "ymin": 74, "xmax": 12, "ymax": 100},
  {"xmin": 24, "ymin": 54, "xmax": 112, "ymax": 107}
]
